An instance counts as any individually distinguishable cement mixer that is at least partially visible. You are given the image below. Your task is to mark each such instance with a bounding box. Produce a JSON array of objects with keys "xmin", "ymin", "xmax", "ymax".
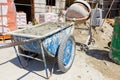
[
  {"xmin": 65, "ymin": 0, "xmax": 91, "ymax": 23},
  {"xmin": 65, "ymin": 0, "xmax": 94, "ymax": 51}
]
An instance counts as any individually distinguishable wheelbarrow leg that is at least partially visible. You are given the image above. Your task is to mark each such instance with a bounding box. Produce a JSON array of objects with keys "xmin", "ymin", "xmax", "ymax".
[
  {"xmin": 40, "ymin": 43, "xmax": 49, "ymax": 79},
  {"xmin": 13, "ymin": 46, "xmax": 25, "ymax": 68},
  {"xmin": 11, "ymin": 39, "xmax": 25, "ymax": 68}
]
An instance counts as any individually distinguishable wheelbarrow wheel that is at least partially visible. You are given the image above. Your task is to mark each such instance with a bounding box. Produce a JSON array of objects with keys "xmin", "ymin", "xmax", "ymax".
[{"xmin": 57, "ymin": 35, "xmax": 76, "ymax": 72}]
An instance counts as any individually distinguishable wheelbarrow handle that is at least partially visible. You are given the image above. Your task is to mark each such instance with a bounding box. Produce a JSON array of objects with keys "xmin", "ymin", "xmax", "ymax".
[{"xmin": 0, "ymin": 38, "xmax": 40, "ymax": 49}]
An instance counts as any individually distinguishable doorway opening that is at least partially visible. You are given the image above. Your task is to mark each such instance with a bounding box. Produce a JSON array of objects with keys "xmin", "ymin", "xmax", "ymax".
[{"xmin": 14, "ymin": 0, "xmax": 34, "ymax": 23}]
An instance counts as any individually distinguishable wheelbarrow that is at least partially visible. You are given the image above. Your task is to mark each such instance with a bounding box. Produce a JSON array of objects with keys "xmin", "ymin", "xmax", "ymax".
[{"xmin": 0, "ymin": 22, "xmax": 76, "ymax": 78}]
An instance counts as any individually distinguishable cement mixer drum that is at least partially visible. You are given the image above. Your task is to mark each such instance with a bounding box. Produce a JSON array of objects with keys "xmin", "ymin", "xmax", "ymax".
[{"xmin": 65, "ymin": 0, "xmax": 91, "ymax": 23}]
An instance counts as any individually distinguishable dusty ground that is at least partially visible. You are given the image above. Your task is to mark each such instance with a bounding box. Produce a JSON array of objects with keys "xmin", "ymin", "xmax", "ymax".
[
  {"xmin": 74, "ymin": 21, "xmax": 120, "ymax": 80},
  {"xmin": 0, "ymin": 21, "xmax": 120, "ymax": 80}
]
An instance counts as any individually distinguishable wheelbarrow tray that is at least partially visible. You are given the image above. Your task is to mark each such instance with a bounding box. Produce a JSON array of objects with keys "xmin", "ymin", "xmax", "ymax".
[{"xmin": 9, "ymin": 22, "xmax": 74, "ymax": 57}]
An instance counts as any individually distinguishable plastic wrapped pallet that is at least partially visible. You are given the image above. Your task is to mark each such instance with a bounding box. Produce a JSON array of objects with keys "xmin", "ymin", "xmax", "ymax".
[
  {"xmin": 0, "ymin": 0, "xmax": 17, "ymax": 39},
  {"xmin": 16, "ymin": 12, "xmax": 27, "ymax": 28},
  {"xmin": 39, "ymin": 13, "xmax": 58, "ymax": 23}
]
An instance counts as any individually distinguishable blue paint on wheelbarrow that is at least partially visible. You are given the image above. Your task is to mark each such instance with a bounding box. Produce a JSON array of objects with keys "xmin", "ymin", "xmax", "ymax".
[
  {"xmin": 14, "ymin": 36, "xmax": 42, "ymax": 53},
  {"xmin": 43, "ymin": 33, "xmax": 60, "ymax": 56},
  {"xmin": 63, "ymin": 40, "xmax": 73, "ymax": 66}
]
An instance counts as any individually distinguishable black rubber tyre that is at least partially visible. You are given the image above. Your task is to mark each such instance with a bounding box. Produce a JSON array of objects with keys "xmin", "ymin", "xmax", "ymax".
[{"xmin": 57, "ymin": 35, "xmax": 76, "ymax": 72}]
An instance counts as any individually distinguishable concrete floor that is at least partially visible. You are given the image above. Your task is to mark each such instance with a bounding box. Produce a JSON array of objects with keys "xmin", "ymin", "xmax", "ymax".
[{"xmin": 0, "ymin": 44, "xmax": 109, "ymax": 80}]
